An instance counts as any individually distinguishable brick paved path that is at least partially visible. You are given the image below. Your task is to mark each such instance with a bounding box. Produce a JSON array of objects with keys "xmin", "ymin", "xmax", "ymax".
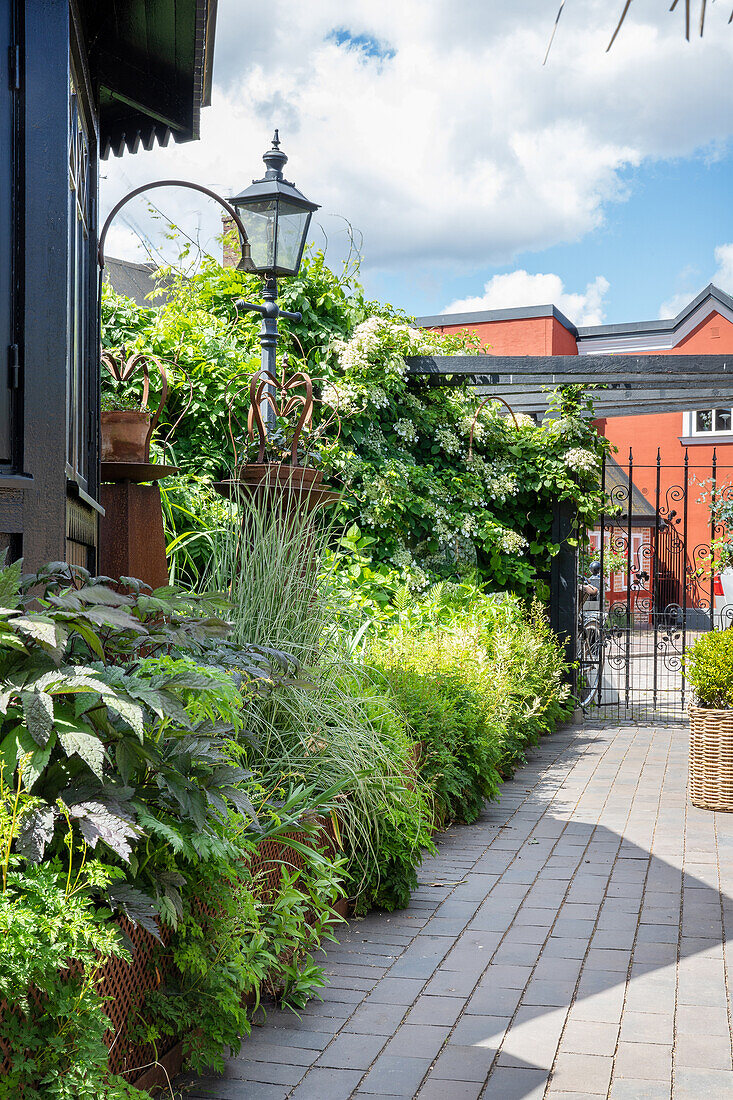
[{"xmin": 181, "ymin": 723, "xmax": 733, "ymax": 1100}]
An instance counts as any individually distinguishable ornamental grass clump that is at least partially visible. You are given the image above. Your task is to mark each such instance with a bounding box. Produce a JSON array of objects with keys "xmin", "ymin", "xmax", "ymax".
[
  {"xmin": 205, "ymin": 490, "xmax": 435, "ymax": 913},
  {"xmin": 684, "ymin": 630, "xmax": 733, "ymax": 709}
]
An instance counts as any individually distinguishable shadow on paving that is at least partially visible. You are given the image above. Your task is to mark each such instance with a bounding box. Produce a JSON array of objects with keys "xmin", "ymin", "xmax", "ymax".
[{"xmin": 176, "ymin": 726, "xmax": 729, "ymax": 1100}]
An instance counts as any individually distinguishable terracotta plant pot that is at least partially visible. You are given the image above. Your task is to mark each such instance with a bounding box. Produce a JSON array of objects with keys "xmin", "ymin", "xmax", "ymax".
[
  {"xmin": 101, "ymin": 410, "xmax": 151, "ymax": 464},
  {"xmin": 237, "ymin": 463, "xmax": 323, "ymax": 490}
]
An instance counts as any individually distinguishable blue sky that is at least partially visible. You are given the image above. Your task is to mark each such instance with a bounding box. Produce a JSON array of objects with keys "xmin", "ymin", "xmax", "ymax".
[
  {"xmin": 368, "ymin": 150, "xmax": 733, "ymax": 324},
  {"xmin": 102, "ymin": 1, "xmax": 733, "ymax": 331}
]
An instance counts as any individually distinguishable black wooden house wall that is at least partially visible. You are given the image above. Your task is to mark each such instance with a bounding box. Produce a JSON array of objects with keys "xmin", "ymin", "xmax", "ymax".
[{"xmin": 0, "ymin": 0, "xmax": 215, "ymax": 574}]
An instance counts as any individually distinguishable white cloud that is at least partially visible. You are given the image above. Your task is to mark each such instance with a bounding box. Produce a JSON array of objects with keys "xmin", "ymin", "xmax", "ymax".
[
  {"xmin": 714, "ymin": 243, "xmax": 733, "ymax": 291},
  {"xmin": 658, "ymin": 291, "xmax": 694, "ymax": 319},
  {"xmin": 100, "ymin": 0, "xmax": 733, "ymax": 289},
  {"xmin": 659, "ymin": 242, "xmax": 733, "ymax": 317},
  {"xmin": 444, "ymin": 270, "xmax": 610, "ymax": 326}
]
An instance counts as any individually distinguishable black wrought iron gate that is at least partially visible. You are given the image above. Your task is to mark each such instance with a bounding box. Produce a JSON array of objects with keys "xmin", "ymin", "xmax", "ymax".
[{"xmin": 576, "ymin": 449, "xmax": 732, "ymax": 722}]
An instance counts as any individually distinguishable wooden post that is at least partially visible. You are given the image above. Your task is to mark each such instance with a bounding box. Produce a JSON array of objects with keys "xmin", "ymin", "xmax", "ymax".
[{"xmin": 550, "ymin": 501, "xmax": 578, "ymax": 692}]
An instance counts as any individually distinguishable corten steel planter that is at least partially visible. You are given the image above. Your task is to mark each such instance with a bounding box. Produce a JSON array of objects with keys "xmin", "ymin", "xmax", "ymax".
[
  {"xmin": 689, "ymin": 704, "xmax": 733, "ymax": 811},
  {"xmin": 100, "ymin": 351, "xmax": 178, "ymax": 590},
  {"xmin": 101, "ymin": 409, "xmax": 151, "ymax": 463},
  {"xmin": 238, "ymin": 462, "xmax": 323, "ymax": 490}
]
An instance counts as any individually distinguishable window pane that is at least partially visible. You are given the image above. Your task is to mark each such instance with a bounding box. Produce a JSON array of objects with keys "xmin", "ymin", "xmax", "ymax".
[
  {"xmin": 696, "ymin": 410, "xmax": 713, "ymax": 432},
  {"xmin": 239, "ymin": 200, "xmax": 277, "ymax": 271},
  {"xmin": 715, "ymin": 408, "xmax": 732, "ymax": 432},
  {"xmin": 274, "ymin": 202, "xmax": 310, "ymax": 274}
]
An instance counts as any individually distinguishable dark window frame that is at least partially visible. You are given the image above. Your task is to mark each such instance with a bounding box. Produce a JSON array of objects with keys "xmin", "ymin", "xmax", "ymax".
[{"xmin": 66, "ymin": 6, "xmax": 99, "ymax": 505}]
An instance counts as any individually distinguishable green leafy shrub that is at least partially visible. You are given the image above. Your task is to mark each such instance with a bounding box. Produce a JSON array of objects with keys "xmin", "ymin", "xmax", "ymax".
[
  {"xmin": 371, "ymin": 593, "xmax": 572, "ymax": 825},
  {"xmin": 102, "ymin": 251, "xmax": 609, "ymax": 596},
  {"xmin": 136, "ymin": 793, "xmax": 346, "ymax": 1072},
  {"xmin": 0, "ymin": 558, "xmax": 301, "ymax": 930},
  {"xmin": 684, "ymin": 630, "xmax": 733, "ymax": 708},
  {"xmin": 0, "ymin": 768, "xmax": 145, "ymax": 1100},
  {"xmin": 101, "ymin": 392, "xmax": 146, "ymax": 412},
  {"xmin": 371, "ymin": 629, "xmax": 503, "ymax": 825}
]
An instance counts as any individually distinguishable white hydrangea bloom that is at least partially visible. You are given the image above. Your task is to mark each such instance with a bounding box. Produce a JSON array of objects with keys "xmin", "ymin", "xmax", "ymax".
[
  {"xmin": 436, "ymin": 428, "xmax": 461, "ymax": 455},
  {"xmin": 563, "ymin": 448, "xmax": 599, "ymax": 474},
  {"xmin": 394, "ymin": 419, "xmax": 419, "ymax": 444},
  {"xmin": 498, "ymin": 529, "xmax": 528, "ymax": 554}
]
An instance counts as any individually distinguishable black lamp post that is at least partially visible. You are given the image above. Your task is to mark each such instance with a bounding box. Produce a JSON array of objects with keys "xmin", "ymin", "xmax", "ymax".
[
  {"xmin": 98, "ymin": 131, "xmax": 318, "ymax": 433},
  {"xmin": 230, "ymin": 132, "xmax": 320, "ymax": 429}
]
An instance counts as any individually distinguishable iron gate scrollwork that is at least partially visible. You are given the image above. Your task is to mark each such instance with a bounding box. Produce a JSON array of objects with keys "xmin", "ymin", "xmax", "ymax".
[{"xmin": 577, "ymin": 448, "xmax": 733, "ymax": 722}]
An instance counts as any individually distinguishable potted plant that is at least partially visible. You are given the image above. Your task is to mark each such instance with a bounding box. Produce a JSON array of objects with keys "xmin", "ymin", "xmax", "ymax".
[
  {"xmin": 100, "ymin": 349, "xmax": 169, "ymax": 466},
  {"xmin": 221, "ymin": 366, "xmax": 339, "ymax": 508},
  {"xmin": 684, "ymin": 629, "xmax": 733, "ymax": 810},
  {"xmin": 101, "ymin": 391, "xmax": 152, "ymax": 463},
  {"xmin": 237, "ymin": 414, "xmax": 325, "ymax": 490}
]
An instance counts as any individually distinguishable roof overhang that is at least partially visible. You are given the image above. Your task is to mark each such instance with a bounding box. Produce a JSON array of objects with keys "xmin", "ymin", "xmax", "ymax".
[
  {"xmin": 576, "ymin": 284, "xmax": 733, "ymax": 355},
  {"xmin": 417, "ymin": 302, "xmax": 579, "ymax": 336},
  {"xmin": 77, "ymin": 0, "xmax": 217, "ymax": 159}
]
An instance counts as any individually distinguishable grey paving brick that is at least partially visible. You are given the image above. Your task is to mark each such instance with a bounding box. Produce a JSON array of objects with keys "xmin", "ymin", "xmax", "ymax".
[
  {"xmin": 521, "ymin": 977, "xmax": 578, "ymax": 1006},
  {"xmin": 619, "ymin": 1010, "xmax": 674, "ymax": 1045},
  {"xmin": 431, "ymin": 1043, "xmax": 497, "ymax": 1081},
  {"xmin": 384, "ymin": 1023, "xmax": 450, "ymax": 1059},
  {"xmin": 184, "ymin": 1081, "xmax": 290, "ymax": 1100},
  {"xmin": 224, "ymin": 1058, "xmax": 304, "ymax": 1085},
  {"xmin": 346, "ymin": 1001, "xmax": 407, "ymax": 1035},
  {"xmin": 233, "ymin": 1042, "xmax": 318, "ymax": 1066},
  {"xmin": 675, "ymin": 1031, "xmax": 733, "ymax": 1071},
  {"xmin": 613, "ymin": 1041, "xmax": 672, "ymax": 1081},
  {"xmin": 480, "ymin": 963, "xmax": 533, "ymax": 989},
  {"xmin": 315, "ymin": 1029, "xmax": 388, "ymax": 1069},
  {"xmin": 359, "ymin": 1054, "xmax": 431, "ymax": 1095},
  {"xmin": 550, "ymin": 1051, "xmax": 614, "ymax": 1094},
  {"xmin": 561, "ymin": 1018, "xmax": 619, "ymax": 1056},
  {"xmin": 417, "ymin": 1079, "xmax": 483, "ymax": 1100},
  {"xmin": 367, "ymin": 976, "xmax": 426, "ymax": 1004},
  {"xmin": 609, "ymin": 1082, "xmax": 672, "ymax": 1100},
  {"xmin": 482, "ymin": 1066, "xmax": 549, "ymax": 1099},
  {"xmin": 676, "ymin": 1004, "xmax": 731, "ymax": 1036},
  {"xmin": 465, "ymin": 983, "xmax": 523, "ymax": 1016},
  {"xmin": 423, "ymin": 968, "xmax": 479, "ymax": 997},
  {"xmin": 290, "ymin": 1067, "xmax": 364, "ymax": 1100},
  {"xmin": 405, "ymin": 994, "xmax": 465, "ymax": 1026},
  {"xmin": 450, "ymin": 1013, "xmax": 507, "ymax": 1047},
  {"xmin": 673, "ymin": 1068, "xmax": 733, "ymax": 1099},
  {"xmin": 541, "ymin": 935, "xmax": 589, "ymax": 959}
]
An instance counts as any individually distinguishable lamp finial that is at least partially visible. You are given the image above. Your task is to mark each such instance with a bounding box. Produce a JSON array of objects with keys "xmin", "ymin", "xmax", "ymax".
[{"xmin": 262, "ymin": 130, "xmax": 287, "ymax": 180}]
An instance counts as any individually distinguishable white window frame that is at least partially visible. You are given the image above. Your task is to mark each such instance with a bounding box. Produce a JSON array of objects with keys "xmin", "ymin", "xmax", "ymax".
[{"xmin": 682, "ymin": 409, "xmax": 733, "ymax": 441}]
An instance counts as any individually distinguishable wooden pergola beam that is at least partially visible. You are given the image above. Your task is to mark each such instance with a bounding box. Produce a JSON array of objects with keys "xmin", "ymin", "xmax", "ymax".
[{"xmin": 406, "ymin": 354, "xmax": 733, "ymax": 419}]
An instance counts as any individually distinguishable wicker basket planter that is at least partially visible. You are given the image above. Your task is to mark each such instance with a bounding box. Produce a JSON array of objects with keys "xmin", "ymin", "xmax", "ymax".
[{"xmin": 689, "ymin": 704, "xmax": 733, "ymax": 811}]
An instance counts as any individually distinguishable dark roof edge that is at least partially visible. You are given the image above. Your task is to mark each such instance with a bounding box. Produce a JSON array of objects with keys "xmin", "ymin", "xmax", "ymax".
[
  {"xmin": 104, "ymin": 257, "xmax": 157, "ymax": 273},
  {"xmin": 577, "ymin": 283, "xmax": 733, "ymax": 339},
  {"xmin": 202, "ymin": 0, "xmax": 218, "ymax": 107},
  {"xmin": 417, "ymin": 303, "xmax": 578, "ymax": 336}
]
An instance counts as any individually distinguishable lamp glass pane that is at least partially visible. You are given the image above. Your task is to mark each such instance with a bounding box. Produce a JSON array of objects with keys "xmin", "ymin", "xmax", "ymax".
[
  {"xmin": 237, "ymin": 198, "xmax": 277, "ymax": 271},
  {"xmin": 274, "ymin": 200, "xmax": 310, "ymax": 273}
]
